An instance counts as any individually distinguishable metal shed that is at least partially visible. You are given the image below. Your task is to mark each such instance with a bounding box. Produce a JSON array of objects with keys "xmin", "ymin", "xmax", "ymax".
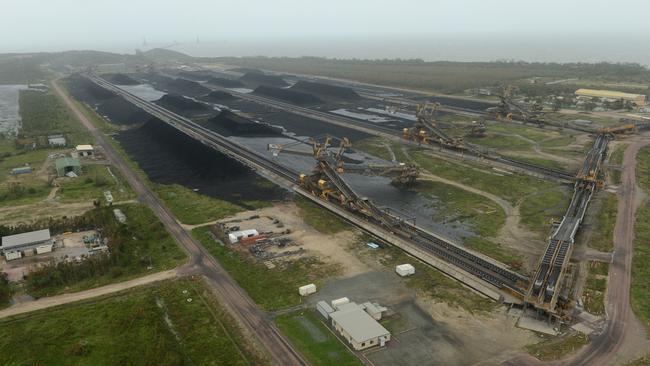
[{"xmin": 55, "ymin": 157, "xmax": 82, "ymax": 177}]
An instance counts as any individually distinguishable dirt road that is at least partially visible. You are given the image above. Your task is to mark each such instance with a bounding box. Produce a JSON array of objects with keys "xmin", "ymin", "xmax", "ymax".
[
  {"xmin": 503, "ymin": 139, "xmax": 650, "ymax": 366},
  {"xmin": 51, "ymin": 80, "xmax": 307, "ymax": 366},
  {"xmin": 0, "ymin": 269, "xmax": 177, "ymax": 319}
]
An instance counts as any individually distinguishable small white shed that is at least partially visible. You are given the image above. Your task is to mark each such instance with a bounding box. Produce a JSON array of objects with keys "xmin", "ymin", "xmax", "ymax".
[
  {"xmin": 299, "ymin": 283, "xmax": 317, "ymax": 296},
  {"xmin": 331, "ymin": 297, "xmax": 350, "ymax": 310},
  {"xmin": 228, "ymin": 229, "xmax": 259, "ymax": 244},
  {"xmin": 395, "ymin": 264, "xmax": 415, "ymax": 277}
]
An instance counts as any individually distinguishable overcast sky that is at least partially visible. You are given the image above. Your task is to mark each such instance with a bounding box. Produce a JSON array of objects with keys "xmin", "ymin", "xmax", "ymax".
[{"xmin": 1, "ymin": 0, "xmax": 649, "ymax": 62}]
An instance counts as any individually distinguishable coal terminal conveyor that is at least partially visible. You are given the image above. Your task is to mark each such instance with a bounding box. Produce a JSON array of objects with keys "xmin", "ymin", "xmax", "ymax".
[{"xmin": 85, "ymin": 73, "xmax": 529, "ymax": 300}]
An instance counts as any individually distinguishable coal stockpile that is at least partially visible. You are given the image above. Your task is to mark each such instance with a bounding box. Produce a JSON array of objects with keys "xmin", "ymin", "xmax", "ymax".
[
  {"xmin": 203, "ymin": 110, "xmax": 282, "ymax": 137},
  {"xmin": 239, "ymin": 72, "xmax": 289, "ymax": 88},
  {"xmin": 96, "ymin": 96, "xmax": 152, "ymax": 125},
  {"xmin": 260, "ymin": 111, "xmax": 369, "ymax": 141},
  {"xmin": 104, "ymin": 73, "xmax": 140, "ymax": 85},
  {"xmin": 115, "ymin": 118, "xmax": 285, "ymax": 205},
  {"xmin": 290, "ymin": 81, "xmax": 360, "ymax": 101},
  {"xmin": 66, "ymin": 74, "xmax": 116, "ymax": 104},
  {"xmin": 206, "ymin": 76, "xmax": 245, "ymax": 88},
  {"xmin": 166, "ymin": 78, "xmax": 211, "ymax": 97},
  {"xmin": 201, "ymin": 90, "xmax": 236, "ymax": 102},
  {"xmin": 177, "ymin": 70, "xmax": 211, "ymax": 81},
  {"xmin": 228, "ymin": 67, "xmax": 262, "ymax": 74},
  {"xmin": 154, "ymin": 94, "xmax": 212, "ymax": 116},
  {"xmin": 253, "ymin": 85, "xmax": 322, "ymax": 106}
]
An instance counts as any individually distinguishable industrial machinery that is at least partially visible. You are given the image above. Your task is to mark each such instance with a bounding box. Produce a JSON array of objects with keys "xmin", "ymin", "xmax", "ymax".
[
  {"xmin": 465, "ymin": 119, "xmax": 487, "ymax": 138},
  {"xmin": 487, "ymin": 85, "xmax": 545, "ymax": 126},
  {"xmin": 403, "ymin": 102, "xmax": 460, "ymax": 146},
  {"xmin": 598, "ymin": 123, "xmax": 636, "ymax": 135},
  {"xmin": 268, "ymin": 136, "xmax": 420, "ymax": 186}
]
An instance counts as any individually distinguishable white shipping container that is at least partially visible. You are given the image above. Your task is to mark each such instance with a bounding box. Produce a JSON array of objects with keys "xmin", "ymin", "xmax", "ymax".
[
  {"xmin": 299, "ymin": 283, "xmax": 317, "ymax": 296},
  {"xmin": 35, "ymin": 244, "xmax": 53, "ymax": 254},
  {"xmin": 331, "ymin": 297, "xmax": 350, "ymax": 309},
  {"xmin": 5, "ymin": 251, "xmax": 22, "ymax": 261},
  {"xmin": 228, "ymin": 229, "xmax": 259, "ymax": 244},
  {"xmin": 396, "ymin": 264, "xmax": 415, "ymax": 277}
]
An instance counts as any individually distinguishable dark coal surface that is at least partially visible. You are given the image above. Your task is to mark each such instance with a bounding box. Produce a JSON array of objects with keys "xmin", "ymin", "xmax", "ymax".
[
  {"xmin": 96, "ymin": 96, "xmax": 153, "ymax": 125},
  {"xmin": 115, "ymin": 118, "xmax": 285, "ymax": 205},
  {"xmin": 200, "ymin": 90, "xmax": 236, "ymax": 102},
  {"xmin": 154, "ymin": 94, "xmax": 212, "ymax": 116},
  {"xmin": 202, "ymin": 110, "xmax": 282, "ymax": 137},
  {"xmin": 66, "ymin": 74, "xmax": 116, "ymax": 103},
  {"xmin": 206, "ymin": 76, "xmax": 245, "ymax": 88},
  {"xmin": 104, "ymin": 73, "xmax": 140, "ymax": 85},
  {"xmin": 253, "ymin": 85, "xmax": 322, "ymax": 106},
  {"xmin": 166, "ymin": 78, "xmax": 211, "ymax": 97},
  {"xmin": 290, "ymin": 81, "xmax": 360, "ymax": 101},
  {"xmin": 239, "ymin": 72, "xmax": 289, "ymax": 88},
  {"xmin": 260, "ymin": 111, "xmax": 369, "ymax": 141},
  {"xmin": 177, "ymin": 70, "xmax": 211, "ymax": 81},
  {"xmin": 141, "ymin": 73, "xmax": 176, "ymax": 88},
  {"xmin": 228, "ymin": 67, "xmax": 262, "ymax": 74}
]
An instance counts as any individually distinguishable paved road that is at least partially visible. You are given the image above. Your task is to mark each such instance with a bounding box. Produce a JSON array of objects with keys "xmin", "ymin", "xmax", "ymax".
[
  {"xmin": 503, "ymin": 139, "xmax": 649, "ymax": 366},
  {"xmin": 52, "ymin": 80, "xmax": 307, "ymax": 366}
]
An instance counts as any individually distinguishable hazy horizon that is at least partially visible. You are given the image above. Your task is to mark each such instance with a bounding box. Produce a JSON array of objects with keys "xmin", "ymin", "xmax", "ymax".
[{"xmin": 1, "ymin": 0, "xmax": 649, "ymax": 64}]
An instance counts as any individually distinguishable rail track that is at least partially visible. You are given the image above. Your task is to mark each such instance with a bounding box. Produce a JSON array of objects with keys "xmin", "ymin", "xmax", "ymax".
[{"xmin": 87, "ymin": 73, "xmax": 528, "ymax": 298}]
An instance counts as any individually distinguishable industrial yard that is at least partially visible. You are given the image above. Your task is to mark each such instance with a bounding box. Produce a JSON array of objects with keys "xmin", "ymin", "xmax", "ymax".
[{"xmin": 1, "ymin": 27, "xmax": 650, "ymax": 365}]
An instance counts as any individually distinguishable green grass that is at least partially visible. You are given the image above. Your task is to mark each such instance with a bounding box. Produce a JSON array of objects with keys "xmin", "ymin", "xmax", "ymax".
[
  {"xmin": 154, "ymin": 183, "xmax": 246, "ymax": 225},
  {"xmin": 467, "ymin": 134, "xmax": 533, "ymax": 151},
  {"xmin": 500, "ymin": 153, "xmax": 567, "ymax": 171},
  {"xmin": 582, "ymin": 262, "xmax": 608, "ymax": 315},
  {"xmin": 631, "ymin": 205, "xmax": 650, "ymax": 333},
  {"xmin": 520, "ymin": 187, "xmax": 571, "ymax": 235},
  {"xmin": 526, "ymin": 332, "xmax": 589, "ymax": 361},
  {"xmin": 192, "ymin": 227, "xmax": 340, "ymax": 310},
  {"xmin": 609, "ymin": 144, "xmax": 627, "ymax": 184},
  {"xmin": 637, "ymin": 146, "xmax": 650, "ymax": 191},
  {"xmin": 26, "ymin": 204, "xmax": 187, "ymax": 298},
  {"xmin": 0, "ymin": 180, "xmax": 51, "ymax": 207},
  {"xmin": 539, "ymin": 135, "xmax": 577, "ymax": 149},
  {"xmin": 587, "ymin": 193, "xmax": 617, "ymax": 252},
  {"xmin": 411, "ymin": 151, "xmax": 557, "ymax": 205},
  {"xmin": 57, "ymin": 165, "xmax": 135, "ymax": 203},
  {"xmin": 417, "ymin": 180, "xmax": 505, "ymax": 237},
  {"xmin": 353, "ymin": 137, "xmax": 394, "ymax": 161},
  {"xmin": 0, "ymin": 279, "xmax": 264, "ymax": 365},
  {"xmin": 275, "ymin": 311, "xmax": 362, "ymax": 366},
  {"xmin": 0, "ymin": 149, "xmax": 48, "ymax": 182},
  {"xmin": 295, "ymin": 197, "xmax": 350, "ymax": 235},
  {"xmin": 626, "ymin": 355, "xmax": 650, "ymax": 366},
  {"xmin": 464, "ymin": 237, "xmax": 522, "ymax": 269},
  {"xmin": 19, "ymin": 89, "xmax": 93, "ymax": 145}
]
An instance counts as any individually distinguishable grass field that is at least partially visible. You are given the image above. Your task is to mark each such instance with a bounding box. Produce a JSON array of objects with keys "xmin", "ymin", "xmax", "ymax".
[
  {"xmin": 295, "ymin": 197, "xmax": 350, "ymax": 235},
  {"xmin": 57, "ymin": 164, "xmax": 135, "ymax": 203},
  {"xmin": 631, "ymin": 146, "xmax": 650, "ymax": 334},
  {"xmin": 26, "ymin": 204, "xmax": 186, "ymax": 298},
  {"xmin": 519, "ymin": 187, "xmax": 571, "ymax": 236},
  {"xmin": 411, "ymin": 151, "xmax": 557, "ymax": 205},
  {"xmin": 582, "ymin": 262, "xmax": 608, "ymax": 315},
  {"xmin": 586, "ymin": 193, "xmax": 617, "ymax": 252},
  {"xmin": 192, "ymin": 227, "xmax": 340, "ymax": 310},
  {"xmin": 154, "ymin": 183, "xmax": 247, "ymax": 225},
  {"xmin": 526, "ymin": 332, "xmax": 589, "ymax": 361},
  {"xmin": 609, "ymin": 144, "xmax": 627, "ymax": 184},
  {"xmin": 275, "ymin": 311, "xmax": 362, "ymax": 366},
  {"xmin": 0, "ymin": 279, "xmax": 264, "ymax": 365}
]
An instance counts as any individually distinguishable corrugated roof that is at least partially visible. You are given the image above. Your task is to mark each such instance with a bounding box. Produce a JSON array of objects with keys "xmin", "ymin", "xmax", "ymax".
[
  {"xmin": 55, "ymin": 157, "xmax": 81, "ymax": 169},
  {"xmin": 575, "ymin": 88, "xmax": 645, "ymax": 100},
  {"xmin": 2, "ymin": 229, "xmax": 51, "ymax": 250},
  {"xmin": 330, "ymin": 302, "xmax": 390, "ymax": 343}
]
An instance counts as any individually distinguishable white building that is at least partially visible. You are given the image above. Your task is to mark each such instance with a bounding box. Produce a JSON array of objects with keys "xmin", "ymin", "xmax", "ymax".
[
  {"xmin": 329, "ymin": 301, "xmax": 391, "ymax": 350},
  {"xmin": 75, "ymin": 144, "xmax": 94, "ymax": 157},
  {"xmin": 1, "ymin": 229, "xmax": 53, "ymax": 261},
  {"xmin": 48, "ymin": 135, "xmax": 66, "ymax": 147},
  {"xmin": 228, "ymin": 229, "xmax": 259, "ymax": 244}
]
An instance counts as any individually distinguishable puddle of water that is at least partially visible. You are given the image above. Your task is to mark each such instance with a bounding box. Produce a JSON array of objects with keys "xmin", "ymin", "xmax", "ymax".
[
  {"xmin": 117, "ymin": 84, "xmax": 165, "ymax": 101},
  {"xmin": 0, "ymin": 84, "xmax": 28, "ymax": 135}
]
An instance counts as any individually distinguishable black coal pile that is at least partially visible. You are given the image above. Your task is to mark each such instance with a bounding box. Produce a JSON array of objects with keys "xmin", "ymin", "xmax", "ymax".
[
  {"xmin": 203, "ymin": 110, "xmax": 281, "ymax": 137},
  {"xmin": 239, "ymin": 72, "xmax": 289, "ymax": 88},
  {"xmin": 177, "ymin": 71, "xmax": 211, "ymax": 81},
  {"xmin": 154, "ymin": 94, "xmax": 212, "ymax": 116},
  {"xmin": 115, "ymin": 118, "xmax": 285, "ymax": 205},
  {"xmin": 290, "ymin": 81, "xmax": 360, "ymax": 101},
  {"xmin": 206, "ymin": 76, "xmax": 245, "ymax": 88},
  {"xmin": 96, "ymin": 97, "xmax": 152, "ymax": 125},
  {"xmin": 104, "ymin": 73, "xmax": 140, "ymax": 85},
  {"xmin": 228, "ymin": 67, "xmax": 262, "ymax": 74},
  {"xmin": 201, "ymin": 90, "xmax": 236, "ymax": 102},
  {"xmin": 253, "ymin": 85, "xmax": 322, "ymax": 106},
  {"xmin": 66, "ymin": 74, "xmax": 116, "ymax": 104},
  {"xmin": 166, "ymin": 78, "xmax": 210, "ymax": 97},
  {"xmin": 142, "ymin": 72, "xmax": 176, "ymax": 88},
  {"xmin": 260, "ymin": 111, "xmax": 369, "ymax": 141}
]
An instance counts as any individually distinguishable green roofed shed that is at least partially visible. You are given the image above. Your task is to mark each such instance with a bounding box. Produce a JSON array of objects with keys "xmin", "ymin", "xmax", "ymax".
[{"xmin": 55, "ymin": 157, "xmax": 82, "ymax": 177}]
